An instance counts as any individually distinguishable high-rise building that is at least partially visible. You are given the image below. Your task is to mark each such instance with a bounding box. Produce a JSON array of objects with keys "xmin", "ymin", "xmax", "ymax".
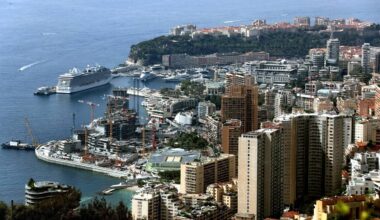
[
  {"xmin": 225, "ymin": 73, "xmax": 254, "ymax": 94},
  {"xmin": 221, "ymin": 84, "xmax": 259, "ymax": 132},
  {"xmin": 315, "ymin": 16, "xmax": 330, "ymax": 26},
  {"xmin": 237, "ymin": 128, "xmax": 283, "ymax": 220},
  {"xmin": 180, "ymin": 154, "xmax": 236, "ymax": 194},
  {"xmin": 273, "ymin": 113, "xmax": 353, "ymax": 204},
  {"xmin": 294, "ymin": 16, "xmax": 311, "ymax": 27},
  {"xmin": 347, "ymin": 61, "xmax": 361, "ymax": 76},
  {"xmin": 374, "ymin": 52, "xmax": 380, "ymax": 73},
  {"xmin": 362, "ymin": 43, "xmax": 371, "ymax": 75},
  {"xmin": 197, "ymin": 101, "xmax": 216, "ymax": 118},
  {"xmin": 160, "ymin": 190, "xmax": 182, "ymax": 220},
  {"xmin": 131, "ymin": 190, "xmax": 161, "ymax": 220},
  {"xmin": 221, "ymin": 119, "xmax": 242, "ymax": 174},
  {"xmin": 326, "ymin": 38, "xmax": 340, "ymax": 65},
  {"xmin": 312, "ymin": 52, "xmax": 325, "ymax": 69}
]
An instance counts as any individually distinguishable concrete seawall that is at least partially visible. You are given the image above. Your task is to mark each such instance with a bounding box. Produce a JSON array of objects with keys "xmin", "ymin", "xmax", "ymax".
[{"xmin": 35, "ymin": 150, "xmax": 128, "ymax": 178}]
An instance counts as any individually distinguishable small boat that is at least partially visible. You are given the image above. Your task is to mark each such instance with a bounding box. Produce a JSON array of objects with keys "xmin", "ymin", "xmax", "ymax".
[
  {"xmin": 34, "ymin": 86, "xmax": 56, "ymax": 96},
  {"xmin": 1, "ymin": 140, "xmax": 35, "ymax": 151},
  {"xmin": 110, "ymin": 180, "xmax": 137, "ymax": 189}
]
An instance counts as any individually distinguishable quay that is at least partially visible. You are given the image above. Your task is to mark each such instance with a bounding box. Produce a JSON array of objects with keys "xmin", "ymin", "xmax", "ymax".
[
  {"xmin": 101, "ymin": 188, "xmax": 115, "ymax": 195},
  {"xmin": 35, "ymin": 146, "xmax": 129, "ymax": 178}
]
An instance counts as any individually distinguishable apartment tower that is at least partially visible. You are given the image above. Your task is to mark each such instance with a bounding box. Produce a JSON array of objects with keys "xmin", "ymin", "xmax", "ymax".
[
  {"xmin": 222, "ymin": 119, "xmax": 242, "ymax": 175},
  {"xmin": 362, "ymin": 43, "xmax": 371, "ymax": 75},
  {"xmin": 273, "ymin": 113, "xmax": 351, "ymax": 204},
  {"xmin": 326, "ymin": 38, "xmax": 340, "ymax": 65},
  {"xmin": 180, "ymin": 154, "xmax": 236, "ymax": 194},
  {"xmin": 237, "ymin": 128, "xmax": 283, "ymax": 220},
  {"xmin": 221, "ymin": 83, "xmax": 259, "ymax": 133}
]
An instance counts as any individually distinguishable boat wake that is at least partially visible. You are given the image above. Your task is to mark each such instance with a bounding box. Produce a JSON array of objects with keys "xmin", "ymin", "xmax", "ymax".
[
  {"xmin": 223, "ymin": 20, "xmax": 241, "ymax": 24},
  {"xmin": 18, "ymin": 60, "xmax": 47, "ymax": 71},
  {"xmin": 42, "ymin": 32, "xmax": 57, "ymax": 36}
]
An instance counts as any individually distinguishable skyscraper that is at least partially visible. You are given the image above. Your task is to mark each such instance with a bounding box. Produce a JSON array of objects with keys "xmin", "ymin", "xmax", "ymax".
[
  {"xmin": 273, "ymin": 113, "xmax": 352, "ymax": 204},
  {"xmin": 362, "ymin": 43, "xmax": 371, "ymax": 75},
  {"xmin": 221, "ymin": 84, "xmax": 259, "ymax": 132},
  {"xmin": 221, "ymin": 119, "xmax": 242, "ymax": 175},
  {"xmin": 326, "ymin": 38, "xmax": 340, "ymax": 65},
  {"xmin": 237, "ymin": 128, "xmax": 283, "ymax": 220}
]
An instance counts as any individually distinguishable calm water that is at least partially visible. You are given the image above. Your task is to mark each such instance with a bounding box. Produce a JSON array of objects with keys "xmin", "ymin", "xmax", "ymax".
[{"xmin": 0, "ymin": 0, "xmax": 379, "ymax": 205}]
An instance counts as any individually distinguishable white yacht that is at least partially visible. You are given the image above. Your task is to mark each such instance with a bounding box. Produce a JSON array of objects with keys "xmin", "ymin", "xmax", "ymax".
[
  {"xmin": 139, "ymin": 71, "xmax": 156, "ymax": 82},
  {"xmin": 163, "ymin": 72, "xmax": 190, "ymax": 82}
]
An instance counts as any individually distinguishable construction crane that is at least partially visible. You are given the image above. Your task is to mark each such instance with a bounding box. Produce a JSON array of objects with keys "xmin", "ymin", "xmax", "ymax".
[
  {"xmin": 107, "ymin": 96, "xmax": 114, "ymax": 141},
  {"xmin": 77, "ymin": 100, "xmax": 99, "ymax": 161},
  {"xmin": 78, "ymin": 100, "xmax": 100, "ymax": 127},
  {"xmin": 25, "ymin": 117, "xmax": 39, "ymax": 148},
  {"xmin": 83, "ymin": 126, "xmax": 89, "ymax": 159},
  {"xmin": 151, "ymin": 119, "xmax": 157, "ymax": 151}
]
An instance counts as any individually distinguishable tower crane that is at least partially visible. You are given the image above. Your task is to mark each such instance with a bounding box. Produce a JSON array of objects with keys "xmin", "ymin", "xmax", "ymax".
[
  {"xmin": 78, "ymin": 100, "xmax": 99, "ymax": 161},
  {"xmin": 78, "ymin": 99, "xmax": 100, "ymax": 128},
  {"xmin": 25, "ymin": 117, "xmax": 39, "ymax": 148}
]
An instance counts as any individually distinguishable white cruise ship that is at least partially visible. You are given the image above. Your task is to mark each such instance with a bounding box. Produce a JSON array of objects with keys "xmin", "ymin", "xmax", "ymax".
[{"xmin": 56, "ymin": 65, "xmax": 112, "ymax": 94}]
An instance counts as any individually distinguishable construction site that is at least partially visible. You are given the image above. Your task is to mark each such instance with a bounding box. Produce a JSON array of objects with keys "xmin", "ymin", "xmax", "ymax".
[{"xmin": 34, "ymin": 86, "xmax": 161, "ymax": 180}]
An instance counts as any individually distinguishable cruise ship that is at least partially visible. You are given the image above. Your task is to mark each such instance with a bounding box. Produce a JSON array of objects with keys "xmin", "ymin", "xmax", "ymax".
[{"xmin": 56, "ymin": 65, "xmax": 112, "ymax": 94}]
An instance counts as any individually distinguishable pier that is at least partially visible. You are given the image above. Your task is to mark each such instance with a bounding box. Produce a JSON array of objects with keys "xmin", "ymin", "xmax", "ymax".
[{"xmin": 35, "ymin": 146, "xmax": 130, "ymax": 178}]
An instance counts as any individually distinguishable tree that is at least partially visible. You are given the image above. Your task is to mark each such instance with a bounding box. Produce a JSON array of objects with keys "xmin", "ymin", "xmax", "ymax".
[
  {"xmin": 158, "ymin": 170, "xmax": 181, "ymax": 183},
  {"xmin": 129, "ymin": 27, "xmax": 380, "ymax": 66},
  {"xmin": 167, "ymin": 132, "xmax": 208, "ymax": 150},
  {"xmin": 0, "ymin": 202, "xmax": 8, "ymax": 220},
  {"xmin": 180, "ymin": 80, "xmax": 205, "ymax": 98}
]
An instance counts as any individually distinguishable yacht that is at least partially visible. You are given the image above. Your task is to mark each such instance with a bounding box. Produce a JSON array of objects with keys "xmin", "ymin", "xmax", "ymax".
[
  {"xmin": 163, "ymin": 72, "xmax": 190, "ymax": 82},
  {"xmin": 139, "ymin": 71, "xmax": 156, "ymax": 82}
]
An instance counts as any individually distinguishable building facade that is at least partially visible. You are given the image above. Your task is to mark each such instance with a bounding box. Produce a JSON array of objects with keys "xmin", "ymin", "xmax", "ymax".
[
  {"xmin": 221, "ymin": 119, "xmax": 242, "ymax": 175},
  {"xmin": 237, "ymin": 128, "xmax": 283, "ymax": 220},
  {"xmin": 221, "ymin": 84, "xmax": 259, "ymax": 133},
  {"xmin": 273, "ymin": 113, "xmax": 353, "ymax": 205},
  {"xmin": 326, "ymin": 38, "xmax": 340, "ymax": 65},
  {"xmin": 180, "ymin": 154, "xmax": 236, "ymax": 194},
  {"xmin": 361, "ymin": 43, "xmax": 371, "ymax": 75}
]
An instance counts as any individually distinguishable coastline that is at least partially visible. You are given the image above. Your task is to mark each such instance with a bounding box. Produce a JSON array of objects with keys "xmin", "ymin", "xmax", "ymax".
[
  {"xmin": 35, "ymin": 147, "xmax": 129, "ymax": 179},
  {"xmin": 125, "ymin": 185, "xmax": 139, "ymax": 192}
]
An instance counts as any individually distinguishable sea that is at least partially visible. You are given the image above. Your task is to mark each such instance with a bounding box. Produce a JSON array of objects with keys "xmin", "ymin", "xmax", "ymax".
[{"xmin": 0, "ymin": 0, "xmax": 379, "ymax": 207}]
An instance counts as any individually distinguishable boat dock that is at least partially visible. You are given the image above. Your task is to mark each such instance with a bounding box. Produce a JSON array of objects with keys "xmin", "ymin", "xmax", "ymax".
[{"xmin": 100, "ymin": 188, "xmax": 115, "ymax": 195}]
